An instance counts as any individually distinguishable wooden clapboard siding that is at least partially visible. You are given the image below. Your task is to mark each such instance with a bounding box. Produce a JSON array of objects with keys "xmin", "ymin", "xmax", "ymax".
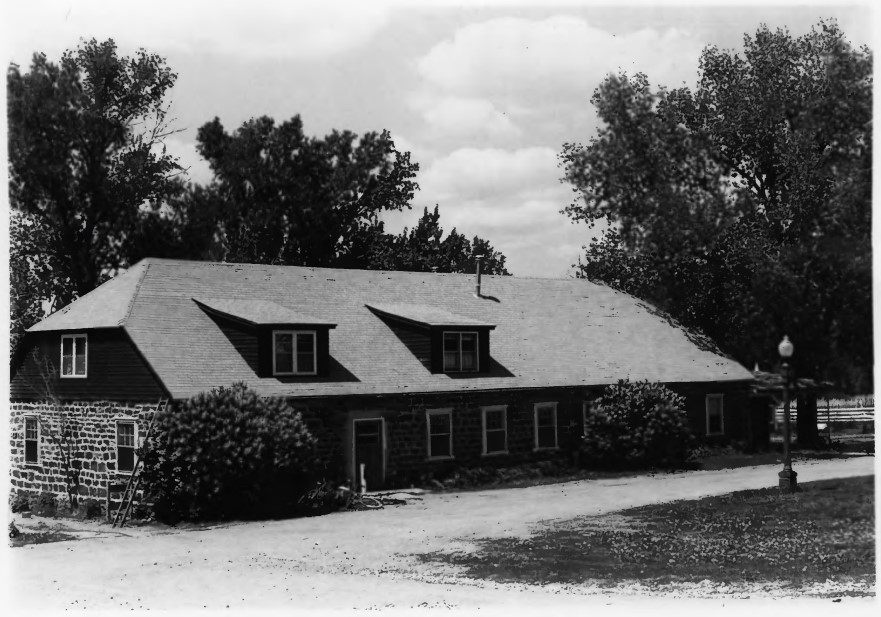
[
  {"xmin": 208, "ymin": 312, "xmax": 259, "ymax": 374},
  {"xmin": 10, "ymin": 328, "xmax": 167, "ymax": 402},
  {"xmin": 388, "ymin": 321, "xmax": 432, "ymax": 371}
]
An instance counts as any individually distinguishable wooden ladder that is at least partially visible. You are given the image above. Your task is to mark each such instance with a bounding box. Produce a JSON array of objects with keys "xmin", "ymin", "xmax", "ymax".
[{"xmin": 112, "ymin": 398, "xmax": 168, "ymax": 528}]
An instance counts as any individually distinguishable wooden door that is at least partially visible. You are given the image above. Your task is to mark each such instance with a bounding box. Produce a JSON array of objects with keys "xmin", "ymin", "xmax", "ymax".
[{"xmin": 353, "ymin": 419, "xmax": 384, "ymax": 492}]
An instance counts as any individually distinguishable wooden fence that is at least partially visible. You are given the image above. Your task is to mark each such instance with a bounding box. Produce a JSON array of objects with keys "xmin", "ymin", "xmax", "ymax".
[{"xmin": 774, "ymin": 406, "xmax": 874, "ymax": 427}]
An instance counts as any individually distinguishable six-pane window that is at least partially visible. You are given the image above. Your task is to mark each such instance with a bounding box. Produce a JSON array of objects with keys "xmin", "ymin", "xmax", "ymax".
[
  {"xmin": 61, "ymin": 334, "xmax": 87, "ymax": 377},
  {"xmin": 443, "ymin": 331, "xmax": 478, "ymax": 372},
  {"xmin": 534, "ymin": 403, "xmax": 558, "ymax": 449},
  {"xmin": 706, "ymin": 394, "xmax": 724, "ymax": 436},
  {"xmin": 273, "ymin": 331, "xmax": 316, "ymax": 375},
  {"xmin": 117, "ymin": 422, "xmax": 136, "ymax": 473},
  {"xmin": 24, "ymin": 417, "xmax": 39, "ymax": 464},
  {"xmin": 427, "ymin": 409, "xmax": 453, "ymax": 458},
  {"xmin": 482, "ymin": 407, "xmax": 507, "ymax": 454}
]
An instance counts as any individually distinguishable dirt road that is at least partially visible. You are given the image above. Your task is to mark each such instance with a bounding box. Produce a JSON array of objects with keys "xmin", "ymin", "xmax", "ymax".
[{"xmin": 5, "ymin": 456, "xmax": 875, "ymax": 610}]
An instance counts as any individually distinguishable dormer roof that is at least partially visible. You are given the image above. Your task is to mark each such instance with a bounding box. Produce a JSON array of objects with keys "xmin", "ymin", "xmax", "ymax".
[
  {"xmin": 193, "ymin": 297, "xmax": 336, "ymax": 328},
  {"xmin": 365, "ymin": 303, "xmax": 495, "ymax": 329}
]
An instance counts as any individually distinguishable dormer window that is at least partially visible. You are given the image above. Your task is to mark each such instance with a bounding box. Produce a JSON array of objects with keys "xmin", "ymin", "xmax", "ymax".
[
  {"xmin": 365, "ymin": 303, "xmax": 494, "ymax": 375},
  {"xmin": 273, "ymin": 330, "xmax": 317, "ymax": 376},
  {"xmin": 192, "ymin": 298, "xmax": 335, "ymax": 378},
  {"xmin": 443, "ymin": 331, "xmax": 478, "ymax": 372},
  {"xmin": 60, "ymin": 334, "xmax": 87, "ymax": 378}
]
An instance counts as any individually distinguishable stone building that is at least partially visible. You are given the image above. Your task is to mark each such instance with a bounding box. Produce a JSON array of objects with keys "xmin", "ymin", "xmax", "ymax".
[{"xmin": 10, "ymin": 258, "xmax": 755, "ymax": 502}]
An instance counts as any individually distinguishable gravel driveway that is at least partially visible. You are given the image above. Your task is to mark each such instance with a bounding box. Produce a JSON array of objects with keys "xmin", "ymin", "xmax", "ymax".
[{"xmin": 7, "ymin": 456, "xmax": 875, "ymax": 610}]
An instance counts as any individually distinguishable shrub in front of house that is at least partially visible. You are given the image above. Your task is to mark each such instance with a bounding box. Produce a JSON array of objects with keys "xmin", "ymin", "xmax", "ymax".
[
  {"xmin": 10, "ymin": 490, "xmax": 31, "ymax": 513},
  {"xmin": 31, "ymin": 491, "xmax": 58, "ymax": 517},
  {"xmin": 139, "ymin": 382, "xmax": 319, "ymax": 523},
  {"xmin": 581, "ymin": 380, "xmax": 694, "ymax": 469}
]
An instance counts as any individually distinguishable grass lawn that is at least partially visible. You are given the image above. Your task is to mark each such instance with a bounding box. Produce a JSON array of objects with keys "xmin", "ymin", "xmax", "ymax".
[{"xmin": 418, "ymin": 476, "xmax": 875, "ymax": 592}]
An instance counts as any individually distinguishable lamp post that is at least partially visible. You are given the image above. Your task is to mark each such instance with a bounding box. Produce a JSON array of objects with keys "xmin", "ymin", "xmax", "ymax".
[{"xmin": 777, "ymin": 335, "xmax": 797, "ymax": 492}]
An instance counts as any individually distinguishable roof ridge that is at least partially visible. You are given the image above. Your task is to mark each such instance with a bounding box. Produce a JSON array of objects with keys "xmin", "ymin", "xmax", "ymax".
[
  {"xmin": 142, "ymin": 258, "xmax": 581, "ymax": 281},
  {"xmin": 119, "ymin": 261, "xmax": 151, "ymax": 326}
]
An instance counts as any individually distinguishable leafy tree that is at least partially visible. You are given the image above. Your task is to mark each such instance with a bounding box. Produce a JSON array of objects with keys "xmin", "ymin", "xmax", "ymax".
[
  {"xmin": 123, "ymin": 180, "xmax": 226, "ymax": 264},
  {"xmin": 561, "ymin": 21, "xmax": 871, "ymax": 445},
  {"xmin": 9, "ymin": 212, "xmax": 67, "ymax": 358},
  {"xmin": 581, "ymin": 380, "xmax": 694, "ymax": 469},
  {"xmin": 192, "ymin": 115, "xmax": 419, "ymax": 267},
  {"xmin": 367, "ymin": 206, "xmax": 510, "ymax": 275},
  {"xmin": 139, "ymin": 383, "xmax": 319, "ymax": 522},
  {"xmin": 8, "ymin": 38, "xmax": 183, "ymax": 338}
]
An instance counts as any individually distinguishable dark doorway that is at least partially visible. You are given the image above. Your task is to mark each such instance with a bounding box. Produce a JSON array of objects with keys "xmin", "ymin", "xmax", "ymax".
[{"xmin": 353, "ymin": 419, "xmax": 384, "ymax": 492}]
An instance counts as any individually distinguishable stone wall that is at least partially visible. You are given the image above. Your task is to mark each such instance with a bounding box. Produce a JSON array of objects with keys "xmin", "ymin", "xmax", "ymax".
[
  {"xmin": 10, "ymin": 382, "xmax": 758, "ymax": 507},
  {"xmin": 9, "ymin": 400, "xmax": 162, "ymax": 509},
  {"xmin": 390, "ymin": 390, "xmax": 582, "ymax": 483},
  {"xmin": 295, "ymin": 388, "xmax": 590, "ymax": 489},
  {"xmin": 294, "ymin": 383, "xmax": 756, "ymax": 490}
]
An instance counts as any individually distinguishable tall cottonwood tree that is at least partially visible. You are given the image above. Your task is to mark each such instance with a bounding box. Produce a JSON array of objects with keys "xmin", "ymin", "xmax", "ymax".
[
  {"xmin": 561, "ymin": 21, "xmax": 872, "ymax": 445},
  {"xmin": 177, "ymin": 116, "xmax": 509, "ymax": 274},
  {"xmin": 192, "ymin": 115, "xmax": 420, "ymax": 267},
  {"xmin": 367, "ymin": 206, "xmax": 509, "ymax": 275},
  {"xmin": 8, "ymin": 38, "xmax": 183, "ymax": 349}
]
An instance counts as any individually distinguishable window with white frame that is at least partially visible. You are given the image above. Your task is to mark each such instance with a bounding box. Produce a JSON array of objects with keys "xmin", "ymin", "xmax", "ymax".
[
  {"xmin": 706, "ymin": 394, "xmax": 724, "ymax": 436},
  {"xmin": 482, "ymin": 406, "xmax": 507, "ymax": 454},
  {"xmin": 273, "ymin": 330, "xmax": 316, "ymax": 375},
  {"xmin": 24, "ymin": 416, "xmax": 39, "ymax": 464},
  {"xmin": 60, "ymin": 334, "xmax": 87, "ymax": 378},
  {"xmin": 116, "ymin": 421, "xmax": 137, "ymax": 473},
  {"xmin": 426, "ymin": 408, "xmax": 453, "ymax": 459},
  {"xmin": 443, "ymin": 331, "xmax": 478, "ymax": 372},
  {"xmin": 534, "ymin": 402, "xmax": 558, "ymax": 449}
]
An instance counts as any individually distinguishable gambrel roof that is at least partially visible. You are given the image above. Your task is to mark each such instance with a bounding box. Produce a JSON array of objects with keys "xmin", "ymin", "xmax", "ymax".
[{"xmin": 27, "ymin": 258, "xmax": 753, "ymax": 399}]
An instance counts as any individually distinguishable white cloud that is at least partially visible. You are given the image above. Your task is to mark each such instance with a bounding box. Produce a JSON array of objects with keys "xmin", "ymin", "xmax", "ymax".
[
  {"xmin": 418, "ymin": 146, "xmax": 563, "ymax": 202},
  {"xmin": 386, "ymin": 133, "xmax": 439, "ymax": 172},
  {"xmin": 395, "ymin": 14, "xmax": 708, "ymax": 276},
  {"xmin": 162, "ymin": 136, "xmax": 213, "ymax": 186},
  {"xmin": 410, "ymin": 95, "xmax": 521, "ymax": 144},
  {"xmin": 379, "ymin": 145, "xmax": 588, "ymax": 277},
  {"xmin": 417, "ymin": 15, "xmax": 704, "ymax": 103},
  {"xmin": 3, "ymin": 1, "xmax": 391, "ymax": 65}
]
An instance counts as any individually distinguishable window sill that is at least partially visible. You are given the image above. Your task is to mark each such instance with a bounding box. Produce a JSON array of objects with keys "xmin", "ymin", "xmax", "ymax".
[
  {"xmin": 481, "ymin": 451, "xmax": 508, "ymax": 457},
  {"xmin": 427, "ymin": 455, "xmax": 454, "ymax": 461},
  {"xmin": 60, "ymin": 375, "xmax": 88, "ymax": 379},
  {"xmin": 533, "ymin": 446, "xmax": 559, "ymax": 452}
]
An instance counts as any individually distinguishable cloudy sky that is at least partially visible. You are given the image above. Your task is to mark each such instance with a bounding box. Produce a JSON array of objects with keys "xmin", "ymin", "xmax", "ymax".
[{"xmin": 2, "ymin": 1, "xmax": 874, "ymax": 277}]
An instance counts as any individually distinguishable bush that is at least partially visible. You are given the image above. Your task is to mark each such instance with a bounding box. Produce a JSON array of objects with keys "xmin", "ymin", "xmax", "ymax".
[
  {"xmin": 140, "ymin": 382, "xmax": 320, "ymax": 523},
  {"xmin": 80, "ymin": 498, "xmax": 104, "ymax": 520},
  {"xmin": 10, "ymin": 490, "xmax": 31, "ymax": 513},
  {"xmin": 30, "ymin": 491, "xmax": 58, "ymax": 517},
  {"xmin": 581, "ymin": 380, "xmax": 694, "ymax": 469}
]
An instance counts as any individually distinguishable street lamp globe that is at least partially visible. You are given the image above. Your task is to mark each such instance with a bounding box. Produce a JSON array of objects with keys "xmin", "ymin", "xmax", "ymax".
[
  {"xmin": 778, "ymin": 335, "xmax": 794, "ymax": 359},
  {"xmin": 776, "ymin": 334, "xmax": 797, "ymax": 492}
]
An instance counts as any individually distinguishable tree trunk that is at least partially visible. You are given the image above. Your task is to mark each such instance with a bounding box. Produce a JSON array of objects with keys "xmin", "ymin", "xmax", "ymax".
[{"xmin": 796, "ymin": 392, "xmax": 823, "ymax": 448}]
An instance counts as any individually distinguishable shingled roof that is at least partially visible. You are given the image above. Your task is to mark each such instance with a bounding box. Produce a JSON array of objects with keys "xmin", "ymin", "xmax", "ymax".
[
  {"xmin": 193, "ymin": 298, "xmax": 337, "ymax": 327},
  {"xmin": 27, "ymin": 258, "xmax": 754, "ymax": 399},
  {"xmin": 365, "ymin": 303, "xmax": 495, "ymax": 328}
]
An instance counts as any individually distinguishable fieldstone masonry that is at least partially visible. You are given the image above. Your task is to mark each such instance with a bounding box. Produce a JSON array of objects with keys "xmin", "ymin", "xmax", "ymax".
[
  {"xmin": 9, "ymin": 385, "xmax": 751, "ymax": 507},
  {"xmin": 9, "ymin": 400, "xmax": 161, "ymax": 508},
  {"xmin": 383, "ymin": 392, "xmax": 578, "ymax": 486}
]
